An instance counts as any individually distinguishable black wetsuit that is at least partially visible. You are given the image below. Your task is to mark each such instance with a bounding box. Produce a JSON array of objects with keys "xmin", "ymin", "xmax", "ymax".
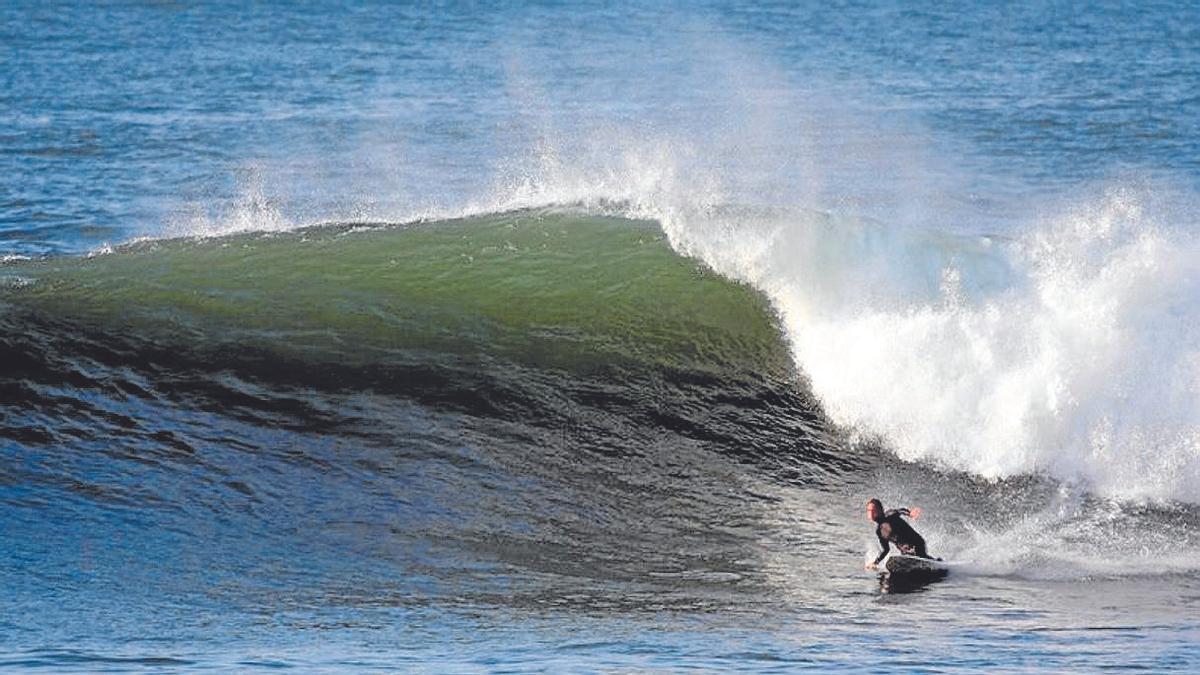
[{"xmin": 872, "ymin": 508, "xmax": 930, "ymax": 565}]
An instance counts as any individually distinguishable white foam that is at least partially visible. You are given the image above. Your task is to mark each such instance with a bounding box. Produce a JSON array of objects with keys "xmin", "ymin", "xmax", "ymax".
[
  {"xmin": 774, "ymin": 188, "xmax": 1200, "ymax": 503},
  {"xmin": 673, "ymin": 184, "xmax": 1200, "ymax": 504}
]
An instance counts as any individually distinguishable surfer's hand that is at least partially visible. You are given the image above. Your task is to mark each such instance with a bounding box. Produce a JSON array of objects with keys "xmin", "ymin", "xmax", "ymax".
[
  {"xmin": 865, "ymin": 562, "xmax": 877, "ymax": 571},
  {"xmin": 909, "ymin": 507, "xmax": 922, "ymax": 519}
]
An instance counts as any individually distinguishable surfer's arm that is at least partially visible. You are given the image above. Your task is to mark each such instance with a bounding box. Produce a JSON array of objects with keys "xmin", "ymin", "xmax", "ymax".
[{"xmin": 871, "ymin": 535, "xmax": 889, "ymax": 566}]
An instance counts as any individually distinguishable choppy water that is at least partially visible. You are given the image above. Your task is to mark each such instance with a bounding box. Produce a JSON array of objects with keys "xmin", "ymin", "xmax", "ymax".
[{"xmin": 3, "ymin": 1, "xmax": 1200, "ymax": 671}]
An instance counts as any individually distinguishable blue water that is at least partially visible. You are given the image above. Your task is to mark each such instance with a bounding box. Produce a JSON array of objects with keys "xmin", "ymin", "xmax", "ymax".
[
  {"xmin": 4, "ymin": 1, "xmax": 1200, "ymax": 671},
  {"xmin": 6, "ymin": 1, "xmax": 1198, "ymax": 258}
]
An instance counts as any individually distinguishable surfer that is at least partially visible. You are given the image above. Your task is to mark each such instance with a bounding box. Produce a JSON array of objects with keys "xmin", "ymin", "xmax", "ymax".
[{"xmin": 864, "ymin": 498, "xmax": 933, "ymax": 570}]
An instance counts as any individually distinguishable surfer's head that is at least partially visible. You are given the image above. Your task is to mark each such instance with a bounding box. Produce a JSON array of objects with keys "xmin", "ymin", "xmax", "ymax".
[{"xmin": 866, "ymin": 498, "xmax": 884, "ymax": 522}]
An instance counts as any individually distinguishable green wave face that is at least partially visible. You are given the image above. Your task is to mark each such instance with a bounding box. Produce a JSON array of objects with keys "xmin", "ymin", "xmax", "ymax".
[{"xmin": 6, "ymin": 211, "xmax": 791, "ymax": 377}]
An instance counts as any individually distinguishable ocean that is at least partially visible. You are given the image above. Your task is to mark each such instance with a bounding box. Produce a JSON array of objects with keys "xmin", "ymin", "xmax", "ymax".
[{"xmin": 2, "ymin": 1, "xmax": 1199, "ymax": 671}]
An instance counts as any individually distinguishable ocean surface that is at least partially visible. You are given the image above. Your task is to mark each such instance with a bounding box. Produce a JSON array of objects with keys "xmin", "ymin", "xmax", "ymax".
[{"xmin": 3, "ymin": 1, "xmax": 1200, "ymax": 671}]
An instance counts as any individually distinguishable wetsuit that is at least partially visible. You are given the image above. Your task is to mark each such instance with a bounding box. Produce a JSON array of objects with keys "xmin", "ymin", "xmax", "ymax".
[{"xmin": 872, "ymin": 508, "xmax": 930, "ymax": 565}]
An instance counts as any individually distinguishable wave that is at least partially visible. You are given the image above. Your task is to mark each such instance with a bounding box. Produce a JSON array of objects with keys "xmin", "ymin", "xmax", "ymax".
[
  {"xmin": 4, "ymin": 201, "xmax": 1200, "ymax": 590},
  {"xmin": 3, "ymin": 210, "xmax": 790, "ymax": 379},
  {"xmin": 1, "ymin": 209, "xmax": 857, "ymax": 598},
  {"xmin": 15, "ymin": 177, "xmax": 1200, "ymax": 507},
  {"xmin": 1, "ymin": 209, "xmax": 849, "ymax": 483}
]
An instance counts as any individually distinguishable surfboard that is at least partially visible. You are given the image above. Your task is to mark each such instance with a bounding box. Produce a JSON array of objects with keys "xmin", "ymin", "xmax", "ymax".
[{"xmin": 884, "ymin": 554, "xmax": 950, "ymax": 575}]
